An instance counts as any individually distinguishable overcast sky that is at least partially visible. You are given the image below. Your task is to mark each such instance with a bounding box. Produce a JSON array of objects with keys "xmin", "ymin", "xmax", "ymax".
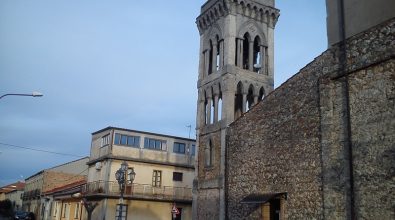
[{"xmin": 0, "ymin": 0, "xmax": 327, "ymax": 185}]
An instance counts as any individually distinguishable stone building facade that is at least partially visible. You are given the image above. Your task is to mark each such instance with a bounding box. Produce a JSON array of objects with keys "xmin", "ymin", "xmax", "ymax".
[
  {"xmin": 194, "ymin": 0, "xmax": 279, "ymax": 219},
  {"xmin": 225, "ymin": 10, "xmax": 394, "ymax": 220}
]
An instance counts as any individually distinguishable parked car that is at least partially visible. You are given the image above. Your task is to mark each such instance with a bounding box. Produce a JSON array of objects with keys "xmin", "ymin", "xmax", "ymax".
[{"xmin": 14, "ymin": 211, "xmax": 34, "ymax": 220}]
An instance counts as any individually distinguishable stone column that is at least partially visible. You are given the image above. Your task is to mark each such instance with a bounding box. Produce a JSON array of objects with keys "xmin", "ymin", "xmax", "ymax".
[
  {"xmin": 205, "ymin": 49, "xmax": 211, "ymax": 76},
  {"xmin": 213, "ymin": 95, "xmax": 219, "ymax": 122},
  {"xmin": 249, "ymin": 40, "xmax": 254, "ymax": 71},
  {"xmin": 204, "ymin": 50, "xmax": 209, "ymax": 76},
  {"xmin": 239, "ymin": 39, "xmax": 244, "ymax": 68},
  {"xmin": 197, "ymin": 92, "xmax": 206, "ymax": 128},
  {"xmin": 219, "ymin": 40, "xmax": 224, "ymax": 70},
  {"xmin": 259, "ymin": 45, "xmax": 266, "ymax": 74},
  {"xmin": 253, "ymin": 95, "xmax": 258, "ymax": 106},
  {"xmin": 212, "ymin": 42, "xmax": 218, "ymax": 74},
  {"xmin": 242, "ymin": 93, "xmax": 247, "ymax": 113},
  {"xmin": 206, "ymin": 97, "xmax": 212, "ymax": 124}
]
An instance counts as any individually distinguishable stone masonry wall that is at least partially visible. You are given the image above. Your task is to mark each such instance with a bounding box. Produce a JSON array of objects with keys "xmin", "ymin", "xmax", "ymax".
[
  {"xmin": 226, "ymin": 50, "xmax": 331, "ymax": 219},
  {"xmin": 226, "ymin": 18, "xmax": 394, "ymax": 220},
  {"xmin": 43, "ymin": 171, "xmax": 86, "ymax": 193},
  {"xmin": 197, "ymin": 131, "xmax": 222, "ymax": 220},
  {"xmin": 320, "ymin": 18, "xmax": 395, "ymax": 219}
]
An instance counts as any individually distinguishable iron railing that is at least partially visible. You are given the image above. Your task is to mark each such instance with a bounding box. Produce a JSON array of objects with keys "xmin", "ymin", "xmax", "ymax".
[{"xmin": 82, "ymin": 181, "xmax": 192, "ymax": 201}]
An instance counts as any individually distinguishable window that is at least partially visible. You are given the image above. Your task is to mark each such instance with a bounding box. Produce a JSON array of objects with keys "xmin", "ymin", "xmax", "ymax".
[
  {"xmin": 101, "ymin": 134, "xmax": 110, "ymax": 147},
  {"xmin": 114, "ymin": 133, "xmax": 140, "ymax": 147},
  {"xmin": 74, "ymin": 202, "xmax": 80, "ymax": 219},
  {"xmin": 116, "ymin": 204, "xmax": 128, "ymax": 220},
  {"xmin": 205, "ymin": 140, "xmax": 214, "ymax": 167},
  {"xmin": 62, "ymin": 203, "xmax": 68, "ymax": 218},
  {"xmin": 152, "ymin": 170, "xmax": 162, "ymax": 187},
  {"xmin": 127, "ymin": 168, "xmax": 135, "ymax": 184},
  {"xmin": 144, "ymin": 138, "xmax": 167, "ymax": 151},
  {"xmin": 191, "ymin": 144, "xmax": 196, "ymax": 156},
  {"xmin": 173, "ymin": 172, "xmax": 183, "ymax": 182},
  {"xmin": 173, "ymin": 142, "xmax": 186, "ymax": 154},
  {"xmin": 52, "ymin": 202, "xmax": 58, "ymax": 217}
]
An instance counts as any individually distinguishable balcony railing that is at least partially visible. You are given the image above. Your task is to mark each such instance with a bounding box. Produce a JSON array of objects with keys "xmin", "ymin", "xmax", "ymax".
[{"xmin": 81, "ymin": 181, "xmax": 192, "ymax": 202}]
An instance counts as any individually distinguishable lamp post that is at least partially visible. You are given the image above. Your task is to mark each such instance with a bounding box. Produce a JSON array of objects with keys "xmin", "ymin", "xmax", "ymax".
[
  {"xmin": 115, "ymin": 161, "xmax": 136, "ymax": 220},
  {"xmin": 0, "ymin": 92, "xmax": 43, "ymax": 99}
]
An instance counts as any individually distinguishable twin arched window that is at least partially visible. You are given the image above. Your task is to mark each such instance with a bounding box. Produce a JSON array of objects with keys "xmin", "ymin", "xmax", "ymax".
[
  {"xmin": 205, "ymin": 35, "xmax": 223, "ymax": 76},
  {"xmin": 205, "ymin": 139, "xmax": 214, "ymax": 167},
  {"xmin": 236, "ymin": 32, "xmax": 268, "ymax": 74}
]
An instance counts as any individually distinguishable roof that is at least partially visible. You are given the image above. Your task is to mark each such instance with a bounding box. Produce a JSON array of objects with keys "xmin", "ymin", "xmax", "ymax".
[
  {"xmin": 92, "ymin": 126, "xmax": 196, "ymax": 142},
  {"xmin": 0, "ymin": 181, "xmax": 25, "ymax": 194},
  {"xmin": 240, "ymin": 192, "xmax": 287, "ymax": 204}
]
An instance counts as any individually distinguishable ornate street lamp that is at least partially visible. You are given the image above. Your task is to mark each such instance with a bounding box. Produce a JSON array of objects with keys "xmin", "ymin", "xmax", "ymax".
[{"xmin": 115, "ymin": 161, "xmax": 136, "ymax": 220}]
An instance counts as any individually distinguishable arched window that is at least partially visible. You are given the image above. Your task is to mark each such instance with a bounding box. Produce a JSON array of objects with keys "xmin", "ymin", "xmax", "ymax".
[
  {"xmin": 246, "ymin": 85, "xmax": 254, "ymax": 111},
  {"xmin": 234, "ymin": 82, "xmax": 244, "ymax": 118},
  {"xmin": 205, "ymin": 140, "xmax": 214, "ymax": 167},
  {"xmin": 208, "ymin": 40, "xmax": 213, "ymax": 75},
  {"xmin": 259, "ymin": 87, "xmax": 265, "ymax": 101},
  {"xmin": 204, "ymin": 91, "xmax": 209, "ymax": 125},
  {"xmin": 215, "ymin": 35, "xmax": 220, "ymax": 71},
  {"xmin": 242, "ymin": 33, "xmax": 251, "ymax": 70},
  {"xmin": 253, "ymin": 36, "xmax": 261, "ymax": 73},
  {"xmin": 218, "ymin": 95, "xmax": 223, "ymax": 121}
]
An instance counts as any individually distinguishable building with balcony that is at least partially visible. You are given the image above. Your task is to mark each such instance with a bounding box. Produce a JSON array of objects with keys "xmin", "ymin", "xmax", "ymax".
[{"xmin": 85, "ymin": 127, "xmax": 195, "ymax": 220}]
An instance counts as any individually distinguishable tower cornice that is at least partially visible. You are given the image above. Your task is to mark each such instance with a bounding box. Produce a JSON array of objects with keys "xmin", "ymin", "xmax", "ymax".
[{"xmin": 196, "ymin": 0, "xmax": 280, "ymax": 34}]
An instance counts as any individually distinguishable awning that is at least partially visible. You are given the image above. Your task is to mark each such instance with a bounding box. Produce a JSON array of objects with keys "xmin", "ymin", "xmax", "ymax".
[{"xmin": 240, "ymin": 192, "xmax": 287, "ymax": 204}]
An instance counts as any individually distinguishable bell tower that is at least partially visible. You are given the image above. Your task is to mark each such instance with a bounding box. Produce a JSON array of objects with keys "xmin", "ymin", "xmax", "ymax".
[{"xmin": 193, "ymin": 0, "xmax": 279, "ymax": 219}]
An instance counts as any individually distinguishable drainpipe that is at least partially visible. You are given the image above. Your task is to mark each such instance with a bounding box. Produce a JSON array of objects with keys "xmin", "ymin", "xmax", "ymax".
[{"xmin": 337, "ymin": 0, "xmax": 356, "ymax": 219}]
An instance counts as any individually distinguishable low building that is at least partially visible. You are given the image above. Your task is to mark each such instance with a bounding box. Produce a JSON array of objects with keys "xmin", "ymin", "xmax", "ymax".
[
  {"xmin": 0, "ymin": 181, "xmax": 25, "ymax": 211},
  {"xmin": 84, "ymin": 127, "xmax": 195, "ymax": 220},
  {"xmin": 43, "ymin": 179, "xmax": 87, "ymax": 220},
  {"xmin": 22, "ymin": 157, "xmax": 89, "ymax": 220}
]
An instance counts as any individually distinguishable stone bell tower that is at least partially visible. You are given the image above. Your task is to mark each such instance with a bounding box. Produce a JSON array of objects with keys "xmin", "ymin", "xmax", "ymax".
[{"xmin": 193, "ymin": 0, "xmax": 279, "ymax": 219}]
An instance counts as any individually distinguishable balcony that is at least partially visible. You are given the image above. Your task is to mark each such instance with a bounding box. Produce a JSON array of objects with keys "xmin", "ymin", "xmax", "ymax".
[{"xmin": 81, "ymin": 181, "xmax": 192, "ymax": 203}]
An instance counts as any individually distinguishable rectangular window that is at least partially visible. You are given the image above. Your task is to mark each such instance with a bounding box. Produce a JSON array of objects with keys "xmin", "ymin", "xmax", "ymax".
[
  {"xmin": 115, "ymin": 204, "xmax": 128, "ymax": 220},
  {"xmin": 53, "ymin": 202, "xmax": 58, "ymax": 217},
  {"xmin": 127, "ymin": 167, "xmax": 135, "ymax": 185},
  {"xmin": 173, "ymin": 172, "xmax": 183, "ymax": 182},
  {"xmin": 191, "ymin": 144, "xmax": 196, "ymax": 156},
  {"xmin": 101, "ymin": 134, "xmax": 110, "ymax": 147},
  {"xmin": 121, "ymin": 135, "xmax": 128, "ymax": 145},
  {"xmin": 144, "ymin": 138, "xmax": 167, "ymax": 151},
  {"xmin": 173, "ymin": 142, "xmax": 186, "ymax": 154},
  {"xmin": 114, "ymin": 133, "xmax": 140, "ymax": 148},
  {"xmin": 62, "ymin": 203, "xmax": 67, "ymax": 218},
  {"xmin": 152, "ymin": 170, "xmax": 162, "ymax": 187},
  {"xmin": 74, "ymin": 202, "xmax": 80, "ymax": 219}
]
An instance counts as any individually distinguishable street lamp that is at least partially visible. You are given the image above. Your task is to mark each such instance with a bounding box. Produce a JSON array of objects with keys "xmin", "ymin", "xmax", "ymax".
[
  {"xmin": 0, "ymin": 92, "xmax": 43, "ymax": 99},
  {"xmin": 115, "ymin": 161, "xmax": 136, "ymax": 220}
]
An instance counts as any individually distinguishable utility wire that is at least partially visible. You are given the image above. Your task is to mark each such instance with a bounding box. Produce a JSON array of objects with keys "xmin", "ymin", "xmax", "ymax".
[{"xmin": 0, "ymin": 142, "xmax": 85, "ymax": 158}]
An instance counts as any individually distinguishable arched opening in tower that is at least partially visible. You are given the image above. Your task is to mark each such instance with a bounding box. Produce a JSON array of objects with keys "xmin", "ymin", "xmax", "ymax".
[
  {"xmin": 246, "ymin": 84, "xmax": 254, "ymax": 111},
  {"xmin": 242, "ymin": 33, "xmax": 250, "ymax": 70},
  {"xmin": 234, "ymin": 82, "xmax": 244, "ymax": 118},
  {"xmin": 253, "ymin": 36, "xmax": 261, "ymax": 73}
]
